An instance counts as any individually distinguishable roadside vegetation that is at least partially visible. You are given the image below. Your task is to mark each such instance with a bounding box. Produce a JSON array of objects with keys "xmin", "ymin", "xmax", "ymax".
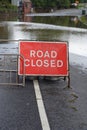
[
  {"xmin": 0, "ymin": 0, "xmax": 87, "ymax": 13},
  {"xmin": 32, "ymin": 0, "xmax": 70, "ymax": 12},
  {"xmin": 0, "ymin": 0, "xmax": 17, "ymax": 12},
  {"xmin": 32, "ymin": 0, "xmax": 86, "ymax": 11},
  {"xmin": 80, "ymin": 16, "xmax": 87, "ymax": 25}
]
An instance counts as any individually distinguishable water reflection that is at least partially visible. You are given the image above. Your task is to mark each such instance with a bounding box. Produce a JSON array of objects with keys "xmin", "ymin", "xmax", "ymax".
[
  {"xmin": 17, "ymin": 15, "xmax": 87, "ymax": 29},
  {"xmin": 18, "ymin": 14, "xmax": 32, "ymax": 22},
  {"xmin": 0, "ymin": 21, "xmax": 87, "ymax": 56},
  {"xmin": 70, "ymin": 16, "xmax": 78, "ymax": 24},
  {"xmin": 0, "ymin": 13, "xmax": 17, "ymax": 22},
  {"xmin": 69, "ymin": 32, "xmax": 87, "ymax": 56},
  {"xmin": 0, "ymin": 14, "xmax": 87, "ymax": 69},
  {"xmin": 31, "ymin": 16, "xmax": 87, "ymax": 29}
]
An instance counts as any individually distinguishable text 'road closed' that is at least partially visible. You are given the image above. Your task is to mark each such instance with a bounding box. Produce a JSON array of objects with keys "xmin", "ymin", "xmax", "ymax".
[
  {"xmin": 19, "ymin": 41, "xmax": 68, "ymax": 76},
  {"xmin": 25, "ymin": 50, "xmax": 63, "ymax": 68}
]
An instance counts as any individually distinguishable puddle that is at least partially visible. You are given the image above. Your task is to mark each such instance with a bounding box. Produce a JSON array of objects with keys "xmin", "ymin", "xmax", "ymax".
[{"xmin": 0, "ymin": 14, "xmax": 87, "ymax": 72}]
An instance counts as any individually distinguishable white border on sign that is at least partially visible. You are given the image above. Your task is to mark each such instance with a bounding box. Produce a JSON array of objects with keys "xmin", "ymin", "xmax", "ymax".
[{"xmin": 18, "ymin": 41, "xmax": 69, "ymax": 76}]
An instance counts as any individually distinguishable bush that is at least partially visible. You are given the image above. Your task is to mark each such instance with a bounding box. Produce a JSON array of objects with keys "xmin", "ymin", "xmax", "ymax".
[
  {"xmin": 0, "ymin": 1, "xmax": 17, "ymax": 12},
  {"xmin": 80, "ymin": 16, "xmax": 87, "ymax": 25}
]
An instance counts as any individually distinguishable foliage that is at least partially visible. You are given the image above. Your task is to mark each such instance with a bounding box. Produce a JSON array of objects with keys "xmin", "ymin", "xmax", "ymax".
[
  {"xmin": 31, "ymin": 0, "xmax": 71, "ymax": 11},
  {"xmin": 0, "ymin": 0, "xmax": 17, "ymax": 12},
  {"xmin": 80, "ymin": 16, "xmax": 87, "ymax": 25},
  {"xmin": 0, "ymin": 0, "xmax": 86, "ymax": 13},
  {"xmin": 31, "ymin": 0, "xmax": 87, "ymax": 12}
]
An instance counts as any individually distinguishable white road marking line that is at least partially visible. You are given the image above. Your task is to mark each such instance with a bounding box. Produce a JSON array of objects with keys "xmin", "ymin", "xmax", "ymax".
[{"xmin": 33, "ymin": 80, "xmax": 50, "ymax": 130}]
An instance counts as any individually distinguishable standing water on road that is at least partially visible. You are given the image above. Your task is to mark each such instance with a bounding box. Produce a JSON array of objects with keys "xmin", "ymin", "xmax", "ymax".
[{"xmin": 0, "ymin": 13, "xmax": 87, "ymax": 72}]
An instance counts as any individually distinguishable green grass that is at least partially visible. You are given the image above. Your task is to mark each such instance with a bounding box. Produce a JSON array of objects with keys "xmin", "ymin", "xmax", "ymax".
[
  {"xmin": 0, "ymin": 2, "xmax": 17, "ymax": 12},
  {"xmin": 78, "ymin": 3, "xmax": 87, "ymax": 9},
  {"xmin": 80, "ymin": 16, "xmax": 87, "ymax": 25}
]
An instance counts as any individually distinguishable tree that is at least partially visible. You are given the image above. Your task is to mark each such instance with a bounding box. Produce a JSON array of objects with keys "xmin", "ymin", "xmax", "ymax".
[{"xmin": 31, "ymin": 0, "xmax": 71, "ymax": 11}]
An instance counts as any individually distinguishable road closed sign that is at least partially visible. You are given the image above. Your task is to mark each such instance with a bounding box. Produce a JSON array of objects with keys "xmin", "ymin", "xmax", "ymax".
[{"xmin": 19, "ymin": 41, "xmax": 68, "ymax": 76}]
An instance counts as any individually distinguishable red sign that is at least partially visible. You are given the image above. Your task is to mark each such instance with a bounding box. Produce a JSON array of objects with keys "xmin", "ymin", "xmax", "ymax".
[{"xmin": 19, "ymin": 41, "xmax": 68, "ymax": 76}]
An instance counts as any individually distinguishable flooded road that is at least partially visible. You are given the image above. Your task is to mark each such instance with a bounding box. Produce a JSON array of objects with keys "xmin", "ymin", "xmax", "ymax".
[
  {"xmin": 0, "ymin": 9, "xmax": 87, "ymax": 130},
  {"xmin": 0, "ymin": 12, "xmax": 87, "ymax": 71}
]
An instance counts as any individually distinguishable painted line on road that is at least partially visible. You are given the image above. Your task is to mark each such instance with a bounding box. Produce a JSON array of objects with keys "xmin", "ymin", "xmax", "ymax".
[{"xmin": 33, "ymin": 80, "xmax": 50, "ymax": 130}]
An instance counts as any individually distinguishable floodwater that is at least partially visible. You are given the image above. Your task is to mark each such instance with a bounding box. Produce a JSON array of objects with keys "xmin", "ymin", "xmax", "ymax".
[{"xmin": 0, "ymin": 14, "xmax": 87, "ymax": 71}]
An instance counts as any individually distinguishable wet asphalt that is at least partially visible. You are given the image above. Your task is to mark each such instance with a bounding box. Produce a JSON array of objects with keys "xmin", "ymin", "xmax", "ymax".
[
  {"xmin": 27, "ymin": 8, "xmax": 85, "ymax": 17},
  {"xmin": 0, "ymin": 8, "xmax": 87, "ymax": 130},
  {"xmin": 0, "ymin": 80, "xmax": 42, "ymax": 130},
  {"xmin": 0, "ymin": 65, "xmax": 87, "ymax": 130}
]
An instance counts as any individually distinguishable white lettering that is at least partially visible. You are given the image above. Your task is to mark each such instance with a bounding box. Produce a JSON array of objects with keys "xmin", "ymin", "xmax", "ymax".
[
  {"xmin": 51, "ymin": 51, "xmax": 57, "ymax": 58},
  {"xmin": 37, "ymin": 50, "xmax": 43, "ymax": 58},
  {"xmin": 25, "ymin": 59, "xmax": 64, "ymax": 68},
  {"xmin": 44, "ymin": 60, "xmax": 49, "ymax": 67},
  {"xmin": 31, "ymin": 60, "xmax": 36, "ymax": 67},
  {"xmin": 44, "ymin": 51, "xmax": 50, "ymax": 58},
  {"xmin": 57, "ymin": 60, "xmax": 63, "ymax": 67},
  {"xmin": 25, "ymin": 59, "xmax": 30, "ymax": 66},
  {"xmin": 36, "ymin": 60, "xmax": 43, "ymax": 67},
  {"xmin": 30, "ymin": 50, "xmax": 36, "ymax": 57},
  {"xmin": 50, "ymin": 60, "xmax": 56, "ymax": 67},
  {"xmin": 30, "ymin": 50, "xmax": 58, "ymax": 58}
]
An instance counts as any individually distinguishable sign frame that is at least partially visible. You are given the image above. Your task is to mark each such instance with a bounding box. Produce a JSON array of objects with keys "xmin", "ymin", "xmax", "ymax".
[{"xmin": 19, "ymin": 41, "xmax": 70, "ymax": 87}]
